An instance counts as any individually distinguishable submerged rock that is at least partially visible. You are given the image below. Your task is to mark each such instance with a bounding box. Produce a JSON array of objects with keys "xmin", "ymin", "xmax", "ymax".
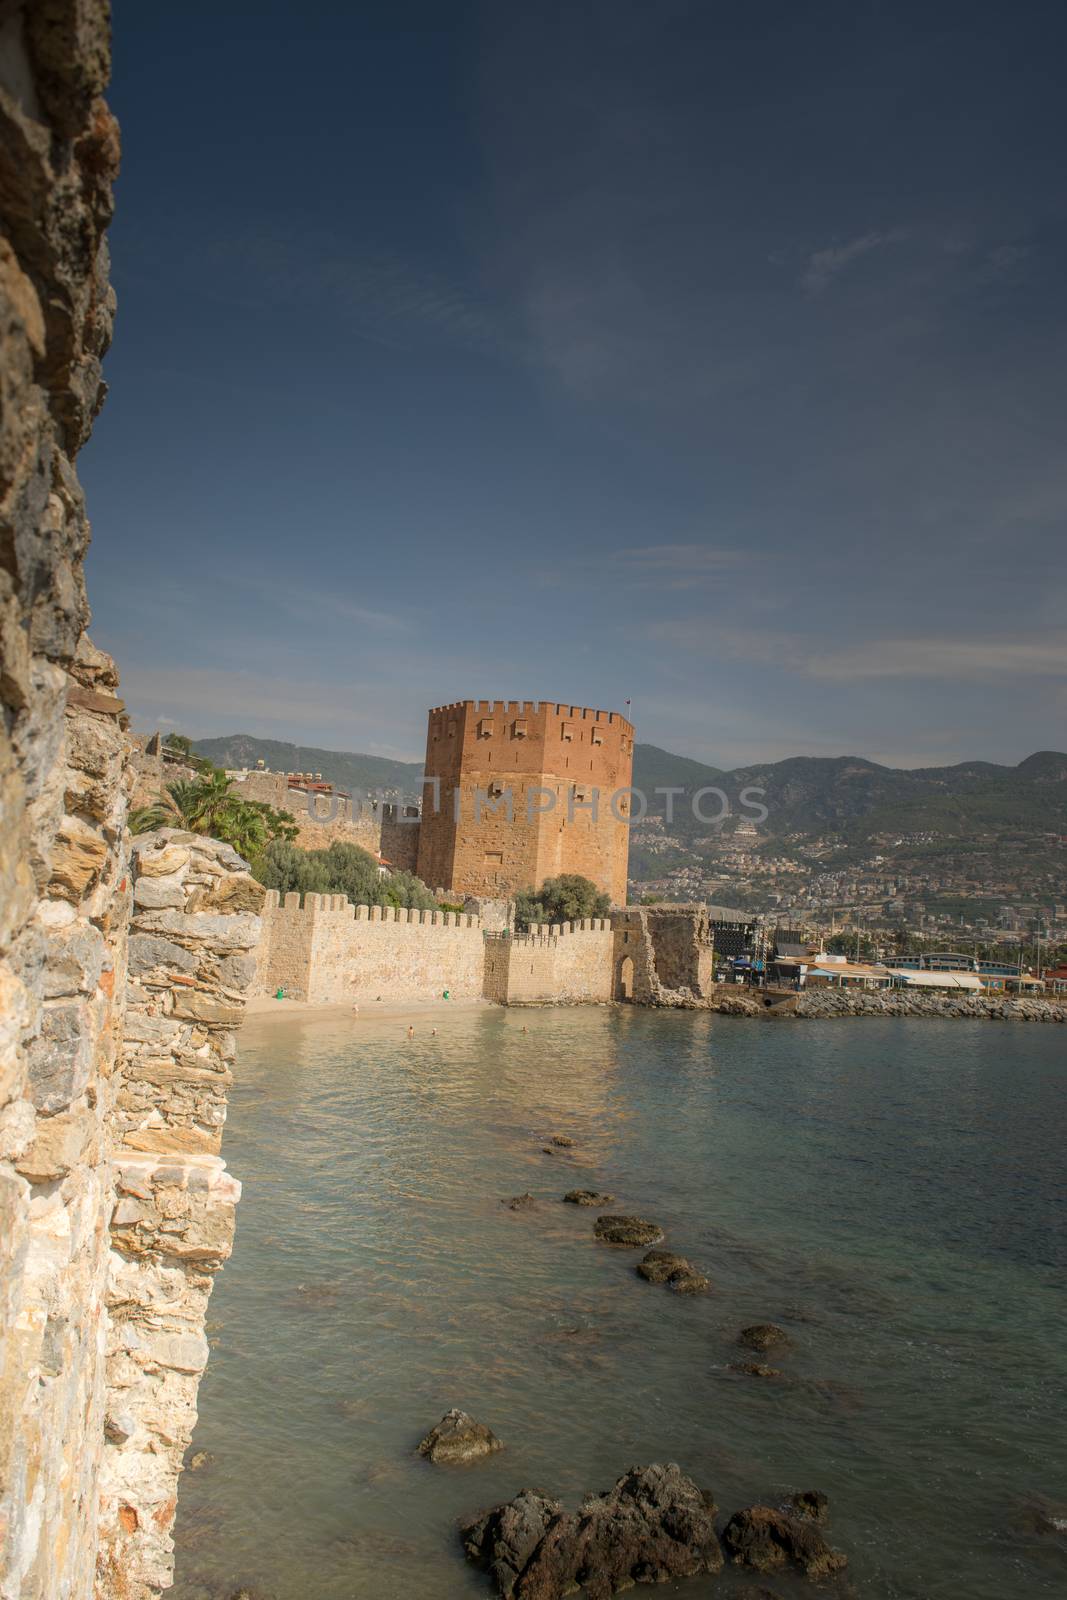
[
  {"xmin": 721, "ymin": 1505, "xmax": 847, "ymax": 1580},
  {"xmin": 417, "ymin": 1408, "xmax": 503, "ymax": 1465},
  {"xmin": 594, "ymin": 1215, "xmax": 665, "ymax": 1247},
  {"xmin": 667, "ymin": 1270, "xmax": 711, "ymax": 1295},
  {"xmin": 728, "ymin": 1362, "xmax": 783, "ymax": 1379},
  {"xmin": 503, "ymin": 1193, "xmax": 538, "ymax": 1210},
  {"xmin": 563, "ymin": 1189, "xmax": 614, "ymax": 1206},
  {"xmin": 548, "ymin": 1135, "xmax": 576, "ymax": 1148},
  {"xmin": 635, "ymin": 1250, "xmax": 691, "ymax": 1283},
  {"xmin": 737, "ymin": 1323, "xmax": 789, "ymax": 1352},
  {"xmin": 462, "ymin": 1463, "xmax": 722, "ymax": 1598},
  {"xmin": 788, "ymin": 1490, "xmax": 829, "ymax": 1523}
]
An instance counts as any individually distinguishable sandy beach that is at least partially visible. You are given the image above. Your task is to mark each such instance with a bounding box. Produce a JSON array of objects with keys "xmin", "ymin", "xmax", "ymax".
[{"xmin": 242, "ymin": 993, "xmax": 492, "ymax": 1029}]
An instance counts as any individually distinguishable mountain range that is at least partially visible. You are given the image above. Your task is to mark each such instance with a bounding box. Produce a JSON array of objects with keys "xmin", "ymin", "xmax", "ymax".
[{"xmin": 192, "ymin": 734, "xmax": 1067, "ymax": 845}]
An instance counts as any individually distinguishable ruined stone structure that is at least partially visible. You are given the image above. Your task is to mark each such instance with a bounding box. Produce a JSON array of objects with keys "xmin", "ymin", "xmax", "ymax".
[
  {"xmin": 416, "ymin": 700, "xmax": 634, "ymax": 904},
  {"xmin": 611, "ymin": 907, "xmax": 718, "ymax": 1005},
  {"xmin": 0, "ymin": 8, "xmax": 260, "ymax": 1596},
  {"xmin": 255, "ymin": 891, "xmax": 485, "ymax": 1003}
]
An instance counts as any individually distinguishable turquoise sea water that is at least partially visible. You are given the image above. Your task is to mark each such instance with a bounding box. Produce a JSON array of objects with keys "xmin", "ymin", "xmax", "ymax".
[{"xmin": 172, "ymin": 1007, "xmax": 1067, "ymax": 1600}]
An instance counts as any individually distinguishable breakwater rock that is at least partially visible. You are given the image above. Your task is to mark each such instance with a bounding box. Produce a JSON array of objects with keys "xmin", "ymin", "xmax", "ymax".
[
  {"xmin": 792, "ymin": 990, "xmax": 1066, "ymax": 1022},
  {"xmin": 461, "ymin": 1463, "xmax": 723, "ymax": 1598}
]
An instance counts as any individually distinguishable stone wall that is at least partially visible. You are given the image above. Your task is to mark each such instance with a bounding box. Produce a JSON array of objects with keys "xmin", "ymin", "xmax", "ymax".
[
  {"xmin": 256, "ymin": 892, "xmax": 485, "ymax": 1003},
  {"xmin": 1, "ymin": 9, "xmax": 259, "ymax": 1596},
  {"xmin": 484, "ymin": 922, "xmax": 614, "ymax": 1005},
  {"xmin": 96, "ymin": 830, "xmax": 263, "ymax": 1599},
  {"xmin": 1, "ymin": 3, "xmax": 125, "ymax": 1594}
]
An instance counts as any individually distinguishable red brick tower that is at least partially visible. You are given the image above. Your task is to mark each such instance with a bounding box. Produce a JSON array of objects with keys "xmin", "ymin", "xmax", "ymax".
[{"xmin": 415, "ymin": 700, "xmax": 634, "ymax": 903}]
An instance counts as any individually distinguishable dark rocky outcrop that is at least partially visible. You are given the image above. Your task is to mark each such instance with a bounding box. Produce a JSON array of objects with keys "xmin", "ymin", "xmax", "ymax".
[
  {"xmin": 417, "ymin": 1409, "xmax": 503, "ymax": 1464},
  {"xmin": 563, "ymin": 1190, "xmax": 614, "ymax": 1206},
  {"xmin": 667, "ymin": 1270, "xmax": 710, "ymax": 1295},
  {"xmin": 462, "ymin": 1463, "xmax": 722, "ymax": 1599},
  {"xmin": 594, "ymin": 1215, "xmax": 665, "ymax": 1247},
  {"xmin": 548, "ymin": 1135, "xmax": 576, "ymax": 1148},
  {"xmin": 721, "ymin": 1505, "xmax": 847, "ymax": 1580},
  {"xmin": 788, "ymin": 1490, "xmax": 829, "ymax": 1523},
  {"xmin": 635, "ymin": 1250, "xmax": 690, "ymax": 1283},
  {"xmin": 738, "ymin": 1323, "xmax": 789, "ymax": 1352},
  {"xmin": 503, "ymin": 1194, "xmax": 538, "ymax": 1211}
]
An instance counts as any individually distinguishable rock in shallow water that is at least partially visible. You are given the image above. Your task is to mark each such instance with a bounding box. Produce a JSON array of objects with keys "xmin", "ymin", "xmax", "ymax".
[
  {"xmin": 462, "ymin": 1463, "xmax": 722, "ymax": 1599},
  {"xmin": 737, "ymin": 1323, "xmax": 789, "ymax": 1351},
  {"xmin": 728, "ymin": 1362, "xmax": 783, "ymax": 1379},
  {"xmin": 788, "ymin": 1489, "xmax": 829, "ymax": 1523},
  {"xmin": 563, "ymin": 1189, "xmax": 614, "ymax": 1206},
  {"xmin": 667, "ymin": 1270, "xmax": 711, "ymax": 1295},
  {"xmin": 548, "ymin": 1135, "xmax": 576, "ymax": 1147},
  {"xmin": 594, "ymin": 1215, "xmax": 665, "ymax": 1247},
  {"xmin": 417, "ymin": 1408, "xmax": 503, "ymax": 1464},
  {"xmin": 635, "ymin": 1249, "xmax": 690, "ymax": 1283},
  {"xmin": 721, "ymin": 1504, "xmax": 846, "ymax": 1579},
  {"xmin": 503, "ymin": 1193, "xmax": 538, "ymax": 1210}
]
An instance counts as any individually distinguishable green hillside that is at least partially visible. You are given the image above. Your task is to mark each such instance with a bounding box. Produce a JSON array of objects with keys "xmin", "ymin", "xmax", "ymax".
[{"xmin": 190, "ymin": 732, "xmax": 1067, "ymax": 845}]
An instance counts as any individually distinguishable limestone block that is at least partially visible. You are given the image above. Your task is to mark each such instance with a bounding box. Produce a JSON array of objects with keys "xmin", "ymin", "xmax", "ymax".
[
  {"xmin": 15, "ymin": 1107, "xmax": 96, "ymax": 1181},
  {"xmin": 26, "ymin": 998, "xmax": 94, "ymax": 1112},
  {"xmin": 0, "ymin": 727, "xmax": 35, "ymax": 946},
  {"xmin": 127, "ymin": 933, "xmax": 198, "ymax": 976},
  {"xmin": 40, "ymin": 920, "xmax": 105, "ymax": 997},
  {"xmin": 0, "ymin": 1097, "xmax": 37, "ymax": 1161},
  {"xmin": 121, "ymin": 1011, "xmax": 184, "ymax": 1044},
  {"xmin": 169, "ymin": 992, "xmax": 243, "ymax": 1026},
  {"xmin": 217, "ymin": 950, "xmax": 256, "ymax": 989},
  {"xmin": 121, "ymin": 1126, "xmax": 221, "ymax": 1157},
  {"xmin": 134, "ymin": 843, "xmax": 190, "ymax": 878},
  {"xmin": 186, "ymin": 873, "xmax": 266, "ymax": 915},
  {"xmin": 132, "ymin": 909, "xmax": 262, "ymax": 949},
  {"xmin": 142, "ymin": 1328, "xmax": 209, "ymax": 1374},
  {"xmin": 132, "ymin": 875, "xmax": 186, "ymax": 910},
  {"xmin": 47, "ymin": 812, "xmax": 108, "ymax": 900}
]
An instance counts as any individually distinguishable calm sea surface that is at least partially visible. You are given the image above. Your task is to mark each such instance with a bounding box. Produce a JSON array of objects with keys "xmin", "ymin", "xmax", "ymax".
[{"xmin": 172, "ymin": 1007, "xmax": 1067, "ymax": 1600}]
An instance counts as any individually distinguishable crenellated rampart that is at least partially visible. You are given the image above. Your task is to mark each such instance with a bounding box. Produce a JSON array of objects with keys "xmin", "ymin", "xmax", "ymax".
[
  {"xmin": 483, "ymin": 920, "xmax": 614, "ymax": 1005},
  {"xmin": 256, "ymin": 891, "xmax": 485, "ymax": 1003}
]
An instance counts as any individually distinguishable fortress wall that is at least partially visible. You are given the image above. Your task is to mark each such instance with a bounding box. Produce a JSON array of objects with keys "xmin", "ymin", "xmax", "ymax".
[
  {"xmin": 0, "ymin": 12, "xmax": 258, "ymax": 1594},
  {"xmin": 379, "ymin": 805, "xmax": 420, "ymax": 872},
  {"xmin": 0, "ymin": 5, "xmax": 126, "ymax": 1594},
  {"xmin": 255, "ymin": 896, "xmax": 485, "ymax": 1004},
  {"xmin": 97, "ymin": 832, "xmax": 263, "ymax": 1598},
  {"xmin": 227, "ymin": 771, "xmax": 386, "ymax": 853},
  {"xmin": 488, "ymin": 921, "xmax": 614, "ymax": 1005}
]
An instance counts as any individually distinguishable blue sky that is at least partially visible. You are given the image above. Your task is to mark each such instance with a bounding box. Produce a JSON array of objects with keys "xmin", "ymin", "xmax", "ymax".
[{"xmin": 82, "ymin": 0, "xmax": 1066, "ymax": 769}]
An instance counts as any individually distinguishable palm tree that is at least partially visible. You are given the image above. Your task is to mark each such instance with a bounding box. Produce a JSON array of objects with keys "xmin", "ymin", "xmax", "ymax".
[{"xmin": 129, "ymin": 768, "xmax": 297, "ymax": 857}]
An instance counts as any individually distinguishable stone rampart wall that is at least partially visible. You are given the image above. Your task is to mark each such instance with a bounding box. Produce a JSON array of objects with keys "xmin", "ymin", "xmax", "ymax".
[
  {"xmin": 1, "ymin": 4, "xmax": 125, "ymax": 1594},
  {"xmin": 96, "ymin": 830, "xmax": 263, "ymax": 1598},
  {"xmin": 256, "ymin": 893, "xmax": 485, "ymax": 1003},
  {"xmin": 486, "ymin": 922, "xmax": 614, "ymax": 1005},
  {"xmin": 1, "ymin": 10, "xmax": 258, "ymax": 1595}
]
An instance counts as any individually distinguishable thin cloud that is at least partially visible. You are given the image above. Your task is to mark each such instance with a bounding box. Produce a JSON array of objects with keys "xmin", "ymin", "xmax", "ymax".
[
  {"xmin": 802, "ymin": 228, "xmax": 908, "ymax": 294},
  {"xmin": 647, "ymin": 620, "xmax": 1067, "ymax": 683}
]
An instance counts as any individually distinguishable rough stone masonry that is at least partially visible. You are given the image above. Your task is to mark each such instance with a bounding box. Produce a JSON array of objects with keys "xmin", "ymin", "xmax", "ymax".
[{"xmin": 0, "ymin": 5, "xmax": 262, "ymax": 1597}]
